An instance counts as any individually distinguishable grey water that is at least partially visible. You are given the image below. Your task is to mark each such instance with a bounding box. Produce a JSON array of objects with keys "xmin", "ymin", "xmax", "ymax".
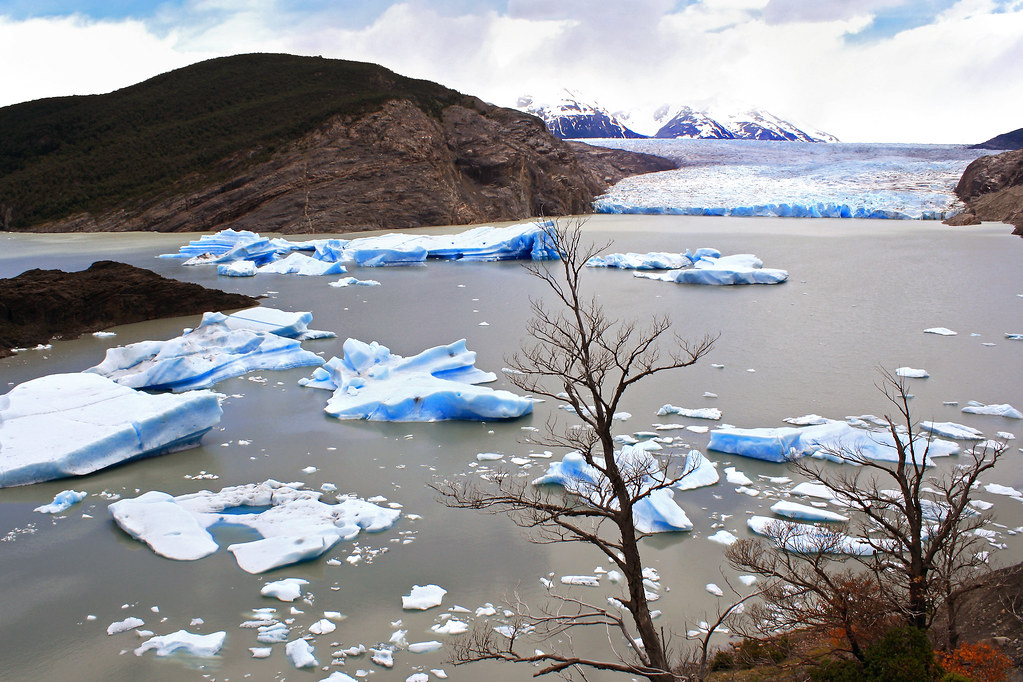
[{"xmin": 1, "ymin": 215, "xmax": 1022, "ymax": 682}]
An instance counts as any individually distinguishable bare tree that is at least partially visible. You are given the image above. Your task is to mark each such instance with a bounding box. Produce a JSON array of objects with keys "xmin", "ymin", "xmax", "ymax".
[
  {"xmin": 434, "ymin": 218, "xmax": 715, "ymax": 681},
  {"xmin": 727, "ymin": 369, "xmax": 1008, "ymax": 658}
]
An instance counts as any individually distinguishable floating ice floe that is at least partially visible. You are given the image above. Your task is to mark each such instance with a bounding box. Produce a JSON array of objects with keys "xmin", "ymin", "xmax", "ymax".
[
  {"xmin": 299, "ymin": 338, "xmax": 533, "ymax": 422},
  {"xmin": 1006, "ymin": 333, "xmax": 1023, "ymax": 341},
  {"xmin": 962, "ymin": 401, "xmax": 1022, "ymax": 419},
  {"xmin": 261, "ymin": 578, "xmax": 309, "ymax": 602},
  {"xmin": 34, "ymin": 489, "xmax": 87, "ymax": 513},
  {"xmin": 0, "ymin": 373, "xmax": 221, "ymax": 488},
  {"xmin": 708, "ymin": 530, "xmax": 738, "ymax": 546},
  {"xmin": 285, "ymin": 638, "xmax": 318, "ymax": 668},
  {"xmin": 532, "ymin": 445, "xmax": 693, "ymax": 533},
  {"xmin": 708, "ymin": 421, "xmax": 958, "ymax": 464},
  {"xmin": 107, "ymin": 617, "xmax": 145, "ymax": 635},
  {"xmin": 770, "ymin": 501, "xmax": 849, "ymax": 523},
  {"xmin": 783, "ymin": 414, "xmax": 830, "ymax": 426},
  {"xmin": 217, "ymin": 261, "xmax": 257, "ymax": 277},
  {"xmin": 675, "ymin": 450, "xmax": 720, "ymax": 491},
  {"xmin": 724, "ymin": 467, "xmax": 753, "ymax": 486},
  {"xmin": 109, "ymin": 479, "xmax": 401, "ymax": 573},
  {"xmin": 586, "ymin": 248, "xmax": 720, "ymax": 270},
  {"xmin": 656, "ymin": 405, "xmax": 722, "ymax": 420},
  {"xmin": 920, "ymin": 421, "xmax": 985, "ymax": 440},
  {"xmin": 747, "ymin": 516, "xmax": 876, "ymax": 555},
  {"xmin": 402, "ymin": 584, "xmax": 447, "ymax": 610},
  {"xmin": 222, "ymin": 307, "xmax": 336, "ymax": 341},
  {"xmin": 134, "ymin": 630, "xmax": 226, "ymax": 657},
  {"xmin": 924, "ymin": 327, "xmax": 958, "ymax": 336},
  {"xmin": 87, "ymin": 311, "xmax": 324, "ymax": 392},
  {"xmin": 634, "ymin": 253, "xmax": 788, "ymax": 285},
  {"xmin": 329, "ymin": 277, "xmax": 381, "ymax": 288},
  {"xmin": 895, "ymin": 367, "xmax": 929, "ymax": 379}
]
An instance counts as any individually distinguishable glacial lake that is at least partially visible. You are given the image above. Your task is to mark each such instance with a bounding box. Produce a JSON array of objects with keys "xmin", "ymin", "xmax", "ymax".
[{"xmin": 1, "ymin": 214, "xmax": 1022, "ymax": 682}]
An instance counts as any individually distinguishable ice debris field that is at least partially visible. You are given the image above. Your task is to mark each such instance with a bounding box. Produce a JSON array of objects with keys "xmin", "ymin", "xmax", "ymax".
[
  {"xmin": 160, "ymin": 225, "xmax": 789, "ymax": 286},
  {"xmin": 587, "ymin": 139, "xmax": 991, "ymax": 220},
  {"xmin": 3, "ymin": 223, "xmax": 1021, "ymax": 681}
]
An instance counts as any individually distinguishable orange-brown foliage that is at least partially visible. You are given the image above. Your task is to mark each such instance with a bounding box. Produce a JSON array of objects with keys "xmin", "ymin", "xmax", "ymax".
[{"xmin": 936, "ymin": 642, "xmax": 1012, "ymax": 682}]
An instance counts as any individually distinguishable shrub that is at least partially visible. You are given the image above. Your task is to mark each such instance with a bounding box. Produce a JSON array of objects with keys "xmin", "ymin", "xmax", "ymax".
[
  {"xmin": 862, "ymin": 626, "xmax": 940, "ymax": 682},
  {"xmin": 809, "ymin": 658, "xmax": 862, "ymax": 681},
  {"xmin": 936, "ymin": 642, "xmax": 1012, "ymax": 682}
]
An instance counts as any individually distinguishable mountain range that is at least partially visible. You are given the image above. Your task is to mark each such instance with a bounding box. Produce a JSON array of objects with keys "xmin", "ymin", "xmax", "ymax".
[{"xmin": 517, "ymin": 91, "xmax": 838, "ymax": 143}]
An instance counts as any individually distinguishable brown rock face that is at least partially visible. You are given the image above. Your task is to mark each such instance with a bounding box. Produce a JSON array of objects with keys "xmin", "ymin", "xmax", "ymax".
[
  {"xmin": 949, "ymin": 148, "xmax": 1023, "ymax": 234},
  {"xmin": 31, "ymin": 99, "xmax": 674, "ymax": 235},
  {"xmin": 0, "ymin": 261, "xmax": 259, "ymax": 357}
]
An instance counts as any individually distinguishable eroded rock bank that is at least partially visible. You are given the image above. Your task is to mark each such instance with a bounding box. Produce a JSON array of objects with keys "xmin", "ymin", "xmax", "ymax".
[
  {"xmin": 946, "ymin": 147, "xmax": 1023, "ymax": 234},
  {"xmin": 0, "ymin": 261, "xmax": 258, "ymax": 357}
]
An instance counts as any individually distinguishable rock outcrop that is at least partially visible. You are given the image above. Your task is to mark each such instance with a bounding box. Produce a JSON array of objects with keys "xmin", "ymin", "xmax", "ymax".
[
  {"xmin": 946, "ymin": 148, "xmax": 1023, "ymax": 234},
  {"xmin": 0, "ymin": 261, "xmax": 259, "ymax": 357},
  {"xmin": 28, "ymin": 99, "xmax": 673, "ymax": 235}
]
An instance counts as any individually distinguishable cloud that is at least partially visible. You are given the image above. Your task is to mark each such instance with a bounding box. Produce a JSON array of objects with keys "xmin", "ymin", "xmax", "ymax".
[{"xmin": 0, "ymin": 0, "xmax": 1021, "ymax": 142}]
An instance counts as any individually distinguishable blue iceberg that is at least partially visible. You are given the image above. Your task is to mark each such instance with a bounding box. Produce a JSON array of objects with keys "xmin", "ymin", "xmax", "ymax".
[
  {"xmin": 256, "ymin": 253, "xmax": 348, "ymax": 276},
  {"xmin": 109, "ymin": 479, "xmax": 401, "ymax": 573},
  {"xmin": 0, "ymin": 373, "xmax": 221, "ymax": 488},
  {"xmin": 634, "ymin": 253, "xmax": 788, "ymax": 285},
  {"xmin": 300, "ymin": 338, "xmax": 533, "ymax": 422},
  {"xmin": 708, "ymin": 421, "xmax": 959, "ymax": 464},
  {"xmin": 532, "ymin": 446, "xmax": 693, "ymax": 533},
  {"xmin": 222, "ymin": 307, "xmax": 336, "ymax": 341},
  {"xmin": 86, "ymin": 311, "xmax": 324, "ymax": 392},
  {"xmin": 587, "ymin": 248, "xmax": 720, "ymax": 270}
]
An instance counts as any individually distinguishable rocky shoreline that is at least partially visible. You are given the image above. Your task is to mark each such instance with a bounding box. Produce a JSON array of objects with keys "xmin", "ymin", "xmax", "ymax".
[
  {"xmin": 946, "ymin": 147, "xmax": 1023, "ymax": 235},
  {"xmin": 0, "ymin": 261, "xmax": 259, "ymax": 357}
]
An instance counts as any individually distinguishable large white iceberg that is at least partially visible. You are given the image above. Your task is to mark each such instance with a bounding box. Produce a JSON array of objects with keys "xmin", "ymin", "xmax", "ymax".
[
  {"xmin": 586, "ymin": 248, "xmax": 720, "ymax": 270},
  {"xmin": 532, "ymin": 446, "xmax": 693, "ymax": 533},
  {"xmin": 257, "ymin": 252, "xmax": 347, "ymax": 276},
  {"xmin": 109, "ymin": 480, "xmax": 401, "ymax": 573},
  {"xmin": 962, "ymin": 401, "xmax": 1022, "ymax": 419},
  {"xmin": 87, "ymin": 312, "xmax": 324, "ymax": 392},
  {"xmin": 635, "ymin": 254, "xmax": 788, "ymax": 285},
  {"xmin": 0, "ymin": 373, "xmax": 221, "ymax": 488},
  {"xmin": 299, "ymin": 338, "xmax": 533, "ymax": 422},
  {"xmin": 747, "ymin": 515, "xmax": 876, "ymax": 555},
  {"xmin": 708, "ymin": 420, "xmax": 958, "ymax": 464}
]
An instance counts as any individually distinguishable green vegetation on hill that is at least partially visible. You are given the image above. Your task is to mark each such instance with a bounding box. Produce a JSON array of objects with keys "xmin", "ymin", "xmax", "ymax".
[{"xmin": 0, "ymin": 53, "xmax": 472, "ymax": 230}]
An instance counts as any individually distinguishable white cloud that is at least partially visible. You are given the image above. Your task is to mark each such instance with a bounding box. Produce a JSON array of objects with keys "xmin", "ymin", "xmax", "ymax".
[{"xmin": 0, "ymin": 1, "xmax": 1020, "ymax": 142}]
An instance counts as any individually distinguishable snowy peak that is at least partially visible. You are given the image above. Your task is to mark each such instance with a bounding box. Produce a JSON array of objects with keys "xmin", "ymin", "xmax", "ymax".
[
  {"xmin": 517, "ymin": 91, "xmax": 645, "ymax": 139},
  {"xmin": 654, "ymin": 105, "xmax": 837, "ymax": 142}
]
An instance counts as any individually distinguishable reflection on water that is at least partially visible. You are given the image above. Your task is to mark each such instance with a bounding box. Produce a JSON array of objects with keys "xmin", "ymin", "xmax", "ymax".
[{"xmin": 1, "ymin": 215, "xmax": 1022, "ymax": 681}]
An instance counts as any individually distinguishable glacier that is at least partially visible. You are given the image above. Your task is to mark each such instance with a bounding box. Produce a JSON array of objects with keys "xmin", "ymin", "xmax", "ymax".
[
  {"xmin": 707, "ymin": 420, "xmax": 959, "ymax": 464},
  {"xmin": 585, "ymin": 139, "xmax": 993, "ymax": 220},
  {"xmin": 109, "ymin": 479, "xmax": 401, "ymax": 573},
  {"xmin": 86, "ymin": 311, "xmax": 324, "ymax": 392},
  {"xmin": 299, "ymin": 338, "xmax": 533, "ymax": 422},
  {"xmin": 0, "ymin": 373, "xmax": 221, "ymax": 488},
  {"xmin": 531, "ymin": 446, "xmax": 694, "ymax": 533}
]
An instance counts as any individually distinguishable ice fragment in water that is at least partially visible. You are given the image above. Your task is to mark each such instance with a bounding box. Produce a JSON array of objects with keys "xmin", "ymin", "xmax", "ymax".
[
  {"xmin": 402, "ymin": 585, "xmax": 447, "ymax": 610},
  {"xmin": 34, "ymin": 489, "xmax": 87, "ymax": 513}
]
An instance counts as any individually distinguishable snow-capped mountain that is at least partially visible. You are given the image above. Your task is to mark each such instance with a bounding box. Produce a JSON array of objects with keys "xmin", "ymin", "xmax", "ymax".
[
  {"xmin": 517, "ymin": 92, "xmax": 838, "ymax": 143},
  {"xmin": 516, "ymin": 91, "xmax": 644, "ymax": 139}
]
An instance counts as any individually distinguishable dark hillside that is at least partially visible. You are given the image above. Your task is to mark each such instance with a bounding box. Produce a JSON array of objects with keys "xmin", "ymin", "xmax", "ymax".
[{"xmin": 0, "ymin": 53, "xmax": 670, "ymax": 233}]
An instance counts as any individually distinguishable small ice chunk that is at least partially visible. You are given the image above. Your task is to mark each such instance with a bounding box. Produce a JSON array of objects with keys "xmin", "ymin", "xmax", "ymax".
[
  {"xmin": 676, "ymin": 450, "xmax": 720, "ymax": 491},
  {"xmin": 985, "ymin": 483, "xmax": 1022, "ymax": 498},
  {"xmin": 924, "ymin": 327, "xmax": 957, "ymax": 336},
  {"xmin": 657, "ymin": 405, "xmax": 722, "ymax": 420},
  {"xmin": 134, "ymin": 630, "xmax": 226, "ymax": 657},
  {"xmin": 309, "ymin": 619, "xmax": 336, "ymax": 635},
  {"xmin": 34, "ymin": 489, "xmax": 87, "ymax": 514},
  {"xmin": 402, "ymin": 584, "xmax": 447, "ymax": 610},
  {"xmin": 971, "ymin": 500, "xmax": 995, "ymax": 511},
  {"xmin": 107, "ymin": 617, "xmax": 145, "ymax": 635},
  {"xmin": 560, "ymin": 575, "xmax": 600, "ymax": 587},
  {"xmin": 430, "ymin": 620, "xmax": 468, "ymax": 635},
  {"xmin": 724, "ymin": 467, "xmax": 752, "ymax": 486},
  {"xmin": 285, "ymin": 638, "xmax": 318, "ymax": 668},
  {"xmin": 408, "ymin": 640, "xmax": 443, "ymax": 653},
  {"xmin": 895, "ymin": 367, "xmax": 929, "ymax": 378},
  {"xmin": 707, "ymin": 530, "xmax": 737, "ymax": 546},
  {"xmin": 705, "ymin": 583, "xmax": 724, "ymax": 597},
  {"xmin": 249, "ymin": 647, "xmax": 272, "ymax": 658},
  {"xmin": 771, "ymin": 501, "xmax": 849, "ymax": 522},
  {"xmin": 476, "ymin": 452, "xmax": 504, "ymax": 461},
  {"xmin": 739, "ymin": 575, "xmax": 758, "ymax": 586},
  {"xmin": 920, "ymin": 421, "xmax": 984, "ymax": 440},
  {"xmin": 783, "ymin": 414, "xmax": 830, "ymax": 426},
  {"xmin": 321, "ymin": 673, "xmax": 359, "ymax": 682}
]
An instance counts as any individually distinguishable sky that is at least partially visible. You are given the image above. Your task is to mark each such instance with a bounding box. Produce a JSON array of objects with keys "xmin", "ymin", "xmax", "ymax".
[{"xmin": 0, "ymin": 0, "xmax": 1021, "ymax": 143}]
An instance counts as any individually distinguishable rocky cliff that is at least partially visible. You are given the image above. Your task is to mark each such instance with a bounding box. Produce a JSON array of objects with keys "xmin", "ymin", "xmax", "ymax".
[
  {"xmin": 946, "ymin": 148, "xmax": 1023, "ymax": 235},
  {"xmin": 1, "ymin": 54, "xmax": 673, "ymax": 235}
]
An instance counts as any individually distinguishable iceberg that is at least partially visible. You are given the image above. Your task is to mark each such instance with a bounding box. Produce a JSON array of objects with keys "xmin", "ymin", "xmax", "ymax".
[
  {"xmin": 285, "ymin": 638, "xmax": 318, "ymax": 668},
  {"xmin": 0, "ymin": 373, "xmax": 221, "ymax": 488},
  {"xmin": 708, "ymin": 421, "xmax": 959, "ymax": 464},
  {"xmin": 657, "ymin": 405, "xmax": 722, "ymax": 420},
  {"xmin": 134, "ymin": 630, "xmax": 226, "ymax": 658},
  {"xmin": 87, "ymin": 312, "xmax": 324, "ymax": 392},
  {"xmin": 261, "ymin": 578, "xmax": 309, "ymax": 602},
  {"xmin": 329, "ymin": 277, "xmax": 381, "ymax": 288},
  {"xmin": 675, "ymin": 450, "xmax": 720, "ymax": 491},
  {"xmin": 222, "ymin": 307, "xmax": 336, "ymax": 341},
  {"xmin": 109, "ymin": 480, "xmax": 401, "ymax": 573},
  {"xmin": 257, "ymin": 252, "xmax": 347, "ymax": 276},
  {"xmin": 961, "ymin": 401, "xmax": 1023, "ymax": 419},
  {"xmin": 920, "ymin": 421, "xmax": 985, "ymax": 440},
  {"xmin": 300, "ymin": 338, "xmax": 533, "ymax": 422},
  {"xmin": 770, "ymin": 501, "xmax": 849, "ymax": 523},
  {"xmin": 895, "ymin": 367, "xmax": 929, "ymax": 379},
  {"xmin": 160, "ymin": 229, "xmax": 300, "ymax": 264},
  {"xmin": 217, "ymin": 261, "xmax": 257, "ymax": 277},
  {"xmin": 747, "ymin": 516, "xmax": 875, "ymax": 555},
  {"xmin": 34, "ymin": 489, "xmax": 87, "ymax": 513},
  {"xmin": 402, "ymin": 584, "xmax": 447, "ymax": 610},
  {"xmin": 532, "ymin": 445, "xmax": 693, "ymax": 533},
  {"xmin": 586, "ymin": 248, "xmax": 720, "ymax": 270},
  {"xmin": 635, "ymin": 254, "xmax": 788, "ymax": 285}
]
